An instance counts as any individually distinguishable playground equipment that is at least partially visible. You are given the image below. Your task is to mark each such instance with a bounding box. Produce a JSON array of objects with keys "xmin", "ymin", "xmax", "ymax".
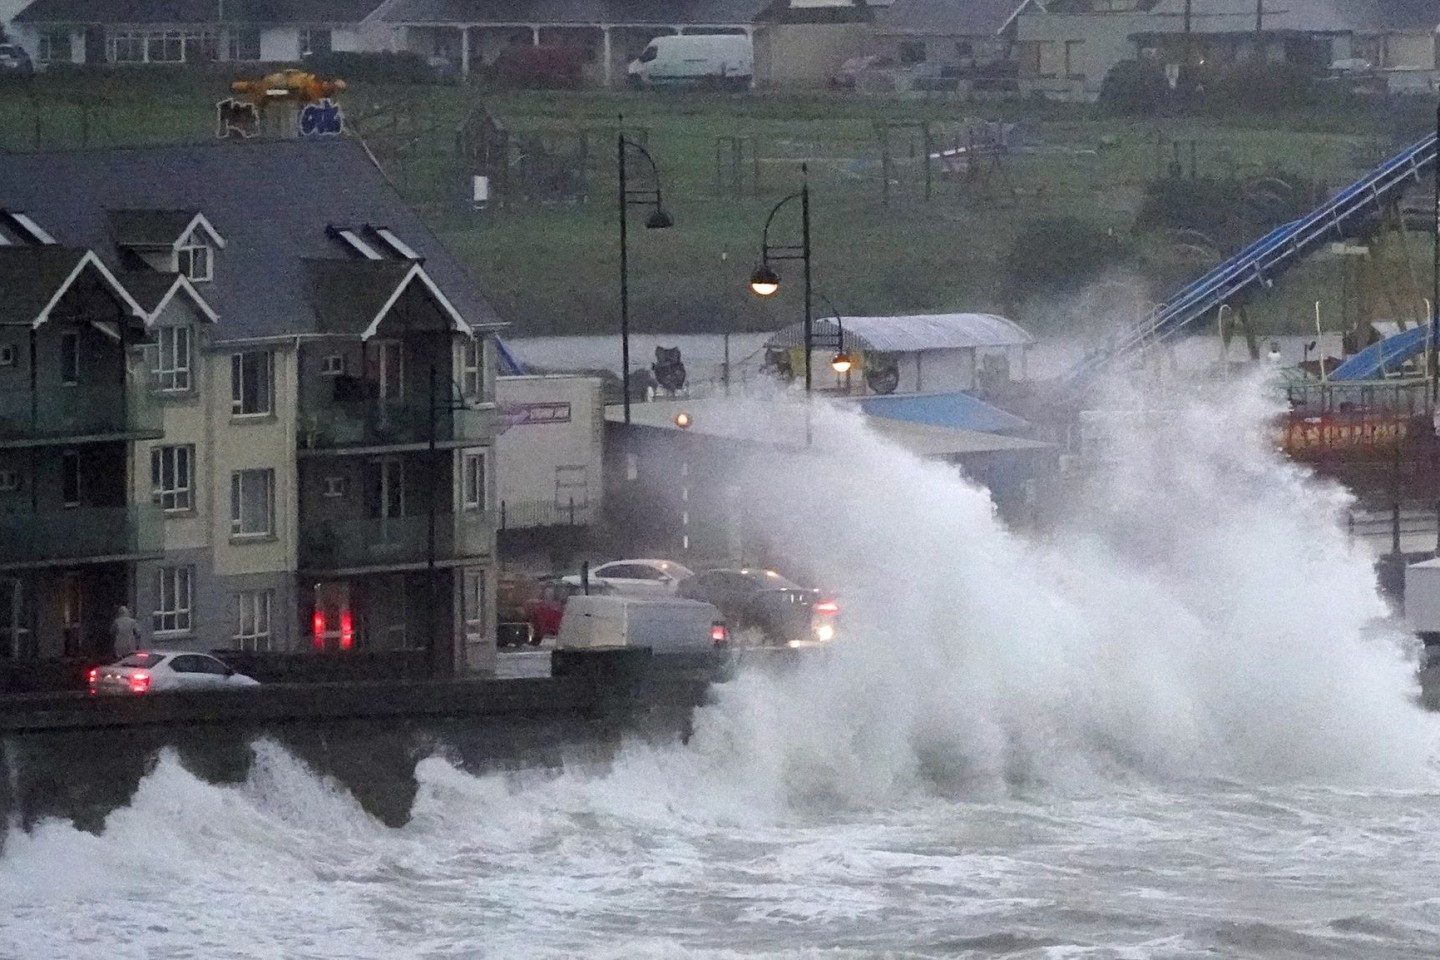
[
  {"xmin": 1064, "ymin": 132, "xmax": 1437, "ymax": 390},
  {"xmin": 219, "ymin": 70, "xmax": 346, "ymax": 139}
]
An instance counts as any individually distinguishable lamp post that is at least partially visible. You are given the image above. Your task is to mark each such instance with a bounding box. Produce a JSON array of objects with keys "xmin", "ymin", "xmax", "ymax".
[
  {"xmin": 815, "ymin": 292, "xmax": 853, "ymax": 386},
  {"xmin": 748, "ymin": 163, "xmax": 812, "ymax": 440},
  {"xmin": 618, "ymin": 114, "xmax": 673, "ymax": 424}
]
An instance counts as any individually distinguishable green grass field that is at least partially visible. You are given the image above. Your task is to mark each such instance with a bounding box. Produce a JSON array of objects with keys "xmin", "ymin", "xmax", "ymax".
[{"xmin": 1, "ymin": 74, "xmax": 1433, "ymax": 341}]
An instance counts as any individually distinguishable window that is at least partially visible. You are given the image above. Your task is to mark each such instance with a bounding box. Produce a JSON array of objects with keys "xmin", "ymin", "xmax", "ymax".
[
  {"xmin": 0, "ymin": 470, "xmax": 17, "ymax": 492},
  {"xmin": 300, "ymin": 29, "xmax": 332, "ymax": 57},
  {"xmin": 1065, "ymin": 40, "xmax": 1086, "ymax": 81},
  {"xmin": 61, "ymin": 451, "xmax": 80, "ymax": 506},
  {"xmin": 231, "ymin": 350, "xmax": 273, "ymax": 416},
  {"xmin": 373, "ymin": 340, "xmax": 403, "ymax": 402},
  {"xmin": 555, "ymin": 464, "xmax": 588, "ymax": 509},
  {"xmin": 37, "ymin": 30, "xmax": 72, "ymax": 63},
  {"xmin": 322, "ymin": 476, "xmax": 348, "ymax": 498},
  {"xmin": 0, "ymin": 344, "xmax": 14, "ymax": 366},
  {"xmin": 228, "ymin": 30, "xmax": 261, "ymax": 61},
  {"xmin": 321, "ymin": 354, "xmax": 344, "ymax": 376},
  {"xmin": 461, "ymin": 339, "xmax": 481, "ymax": 398},
  {"xmin": 231, "ymin": 468, "xmax": 275, "ymax": 537},
  {"xmin": 108, "ymin": 31, "xmax": 145, "ymax": 63},
  {"xmin": 463, "ymin": 569, "xmax": 487, "ymax": 642},
  {"xmin": 463, "ymin": 451, "xmax": 487, "ymax": 511},
  {"xmin": 1, "ymin": 579, "xmax": 32, "ymax": 660},
  {"xmin": 154, "ymin": 565, "xmax": 194, "ymax": 634},
  {"xmin": 146, "ymin": 31, "xmax": 184, "ymax": 63},
  {"xmin": 60, "ymin": 332, "xmax": 80, "ymax": 385},
  {"xmin": 234, "ymin": 590, "xmax": 273, "ymax": 652},
  {"xmin": 955, "ymin": 41, "xmax": 973, "ymax": 59},
  {"xmin": 899, "ymin": 40, "xmax": 926, "ymax": 64},
  {"xmin": 153, "ymin": 327, "xmax": 192, "ymax": 392},
  {"xmin": 178, "ymin": 244, "xmax": 211, "ymax": 282},
  {"xmin": 151, "ymin": 445, "xmax": 193, "ymax": 512}
]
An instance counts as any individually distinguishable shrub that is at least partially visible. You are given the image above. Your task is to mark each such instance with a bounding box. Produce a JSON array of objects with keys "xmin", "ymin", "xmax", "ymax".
[
  {"xmin": 1003, "ymin": 216, "xmax": 1127, "ymax": 302},
  {"xmin": 1099, "ymin": 59, "xmax": 1170, "ymax": 115},
  {"xmin": 304, "ymin": 50, "xmax": 439, "ymax": 85}
]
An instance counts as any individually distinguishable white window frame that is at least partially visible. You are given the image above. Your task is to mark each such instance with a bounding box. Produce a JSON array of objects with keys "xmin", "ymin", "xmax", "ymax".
[
  {"xmin": 177, "ymin": 244, "xmax": 211, "ymax": 282},
  {"xmin": 321, "ymin": 354, "xmax": 345, "ymax": 376},
  {"xmin": 234, "ymin": 590, "xmax": 273, "ymax": 652},
  {"xmin": 463, "ymin": 569, "xmax": 487, "ymax": 641},
  {"xmin": 462, "ymin": 450, "xmax": 487, "ymax": 512},
  {"xmin": 230, "ymin": 468, "xmax": 275, "ymax": 538},
  {"xmin": 299, "ymin": 28, "xmax": 332, "ymax": 58},
  {"xmin": 151, "ymin": 445, "xmax": 194, "ymax": 513},
  {"xmin": 231, "ymin": 350, "xmax": 273, "ymax": 417},
  {"xmin": 37, "ymin": 30, "xmax": 72, "ymax": 64},
  {"xmin": 153, "ymin": 565, "xmax": 194, "ymax": 635},
  {"xmin": 228, "ymin": 29, "xmax": 261, "ymax": 61},
  {"xmin": 153, "ymin": 326, "xmax": 192, "ymax": 392},
  {"xmin": 460, "ymin": 338, "xmax": 481, "ymax": 398}
]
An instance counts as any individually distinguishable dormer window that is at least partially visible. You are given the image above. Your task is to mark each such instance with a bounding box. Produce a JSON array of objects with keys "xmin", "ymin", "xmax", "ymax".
[{"xmin": 178, "ymin": 243, "xmax": 211, "ymax": 282}]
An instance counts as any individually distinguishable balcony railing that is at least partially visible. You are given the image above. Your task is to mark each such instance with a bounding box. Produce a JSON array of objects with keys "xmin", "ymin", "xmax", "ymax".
[
  {"xmin": 498, "ymin": 498, "xmax": 595, "ymax": 530},
  {"xmin": 298, "ymin": 395, "xmax": 494, "ymax": 451},
  {"xmin": 0, "ymin": 504, "xmax": 164, "ymax": 566},
  {"xmin": 0, "ymin": 381, "xmax": 163, "ymax": 445},
  {"xmin": 299, "ymin": 511, "xmax": 494, "ymax": 572}
]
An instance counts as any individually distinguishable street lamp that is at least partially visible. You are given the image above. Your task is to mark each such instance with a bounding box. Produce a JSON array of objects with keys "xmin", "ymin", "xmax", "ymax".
[
  {"xmin": 815, "ymin": 292, "xmax": 853, "ymax": 377},
  {"xmin": 748, "ymin": 164, "xmax": 813, "ymax": 441},
  {"xmin": 618, "ymin": 114, "xmax": 673, "ymax": 424}
]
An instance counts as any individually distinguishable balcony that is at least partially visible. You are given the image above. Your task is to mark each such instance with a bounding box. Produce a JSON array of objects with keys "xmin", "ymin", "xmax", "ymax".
[
  {"xmin": 0, "ymin": 504, "xmax": 164, "ymax": 567},
  {"xmin": 0, "ymin": 382, "xmax": 163, "ymax": 447},
  {"xmin": 297, "ymin": 397, "xmax": 494, "ymax": 453},
  {"xmin": 299, "ymin": 511, "xmax": 494, "ymax": 573}
]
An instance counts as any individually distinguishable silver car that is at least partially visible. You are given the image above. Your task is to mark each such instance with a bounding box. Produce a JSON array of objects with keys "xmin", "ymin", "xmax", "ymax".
[{"xmin": 89, "ymin": 651, "xmax": 260, "ymax": 695}]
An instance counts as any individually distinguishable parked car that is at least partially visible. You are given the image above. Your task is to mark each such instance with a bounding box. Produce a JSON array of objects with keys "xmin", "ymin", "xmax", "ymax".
[
  {"xmin": 676, "ymin": 568, "xmax": 839, "ymax": 646},
  {"xmin": 88, "ymin": 651, "xmax": 260, "ymax": 695},
  {"xmin": 627, "ymin": 34, "xmax": 752, "ymax": 90},
  {"xmin": 557, "ymin": 594, "xmax": 729, "ymax": 654},
  {"xmin": 829, "ymin": 54, "xmax": 893, "ymax": 89},
  {"xmin": 561, "ymin": 559, "xmax": 695, "ymax": 597},
  {"xmin": 0, "ymin": 43, "xmax": 33, "ymax": 76},
  {"xmin": 526, "ymin": 576, "xmax": 613, "ymax": 641}
]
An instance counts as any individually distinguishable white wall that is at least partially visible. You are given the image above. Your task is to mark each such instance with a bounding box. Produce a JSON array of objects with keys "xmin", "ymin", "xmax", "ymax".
[
  {"xmin": 260, "ymin": 27, "xmax": 298, "ymax": 62},
  {"xmin": 495, "ymin": 375, "xmax": 604, "ymax": 528}
]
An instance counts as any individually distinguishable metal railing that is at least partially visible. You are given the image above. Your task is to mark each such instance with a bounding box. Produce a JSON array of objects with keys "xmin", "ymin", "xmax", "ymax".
[
  {"xmin": 0, "ymin": 504, "xmax": 164, "ymax": 566},
  {"xmin": 297, "ymin": 399, "xmax": 493, "ymax": 450},
  {"xmin": 498, "ymin": 498, "xmax": 594, "ymax": 530},
  {"xmin": 299, "ymin": 511, "xmax": 495, "ymax": 571}
]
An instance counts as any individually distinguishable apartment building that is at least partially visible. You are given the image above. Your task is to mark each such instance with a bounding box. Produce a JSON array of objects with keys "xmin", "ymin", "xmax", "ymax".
[{"xmin": 0, "ymin": 139, "xmax": 505, "ymax": 675}]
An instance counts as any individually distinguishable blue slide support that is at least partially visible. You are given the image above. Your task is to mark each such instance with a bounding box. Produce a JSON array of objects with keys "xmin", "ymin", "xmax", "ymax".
[{"xmin": 1064, "ymin": 132, "xmax": 1437, "ymax": 389}]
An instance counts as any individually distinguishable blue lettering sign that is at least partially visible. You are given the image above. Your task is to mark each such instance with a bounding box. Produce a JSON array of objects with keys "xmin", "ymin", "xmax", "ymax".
[{"xmin": 299, "ymin": 98, "xmax": 344, "ymax": 138}]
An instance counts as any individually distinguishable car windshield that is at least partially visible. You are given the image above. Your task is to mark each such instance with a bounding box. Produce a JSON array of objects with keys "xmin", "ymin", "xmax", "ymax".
[
  {"xmin": 740, "ymin": 570, "xmax": 802, "ymax": 590},
  {"xmin": 117, "ymin": 652, "xmax": 166, "ymax": 668}
]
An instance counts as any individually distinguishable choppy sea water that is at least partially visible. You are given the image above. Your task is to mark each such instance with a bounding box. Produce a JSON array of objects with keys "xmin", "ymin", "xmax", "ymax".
[{"xmin": 5, "ymin": 378, "xmax": 1440, "ymax": 959}]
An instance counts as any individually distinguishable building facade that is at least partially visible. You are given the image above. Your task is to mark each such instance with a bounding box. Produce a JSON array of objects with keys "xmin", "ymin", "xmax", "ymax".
[{"xmin": 0, "ymin": 140, "xmax": 505, "ymax": 675}]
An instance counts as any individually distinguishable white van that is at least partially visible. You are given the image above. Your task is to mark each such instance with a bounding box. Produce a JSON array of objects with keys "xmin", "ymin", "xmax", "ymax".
[
  {"xmin": 558, "ymin": 595, "xmax": 729, "ymax": 654},
  {"xmin": 628, "ymin": 35, "xmax": 753, "ymax": 90}
]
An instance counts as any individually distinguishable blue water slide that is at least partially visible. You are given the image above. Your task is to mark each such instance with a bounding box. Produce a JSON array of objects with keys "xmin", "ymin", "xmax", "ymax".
[
  {"xmin": 496, "ymin": 338, "xmax": 526, "ymax": 376},
  {"xmin": 1064, "ymin": 132, "xmax": 1437, "ymax": 388},
  {"xmin": 1329, "ymin": 324, "xmax": 1431, "ymax": 381}
]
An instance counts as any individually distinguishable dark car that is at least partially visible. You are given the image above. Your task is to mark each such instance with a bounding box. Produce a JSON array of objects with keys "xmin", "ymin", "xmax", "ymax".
[{"xmin": 676, "ymin": 568, "xmax": 838, "ymax": 646}]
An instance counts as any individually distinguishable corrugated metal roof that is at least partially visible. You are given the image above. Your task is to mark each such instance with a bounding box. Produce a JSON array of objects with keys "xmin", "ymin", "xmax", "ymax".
[
  {"xmin": 858, "ymin": 391, "xmax": 1031, "ymax": 433},
  {"xmin": 765, "ymin": 313, "xmax": 1034, "ymax": 353},
  {"xmin": 877, "ymin": 0, "xmax": 1031, "ymax": 37}
]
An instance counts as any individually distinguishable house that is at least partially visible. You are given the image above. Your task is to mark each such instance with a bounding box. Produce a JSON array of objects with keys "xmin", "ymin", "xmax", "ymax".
[
  {"xmin": 873, "ymin": 0, "xmax": 1029, "ymax": 69},
  {"xmin": 1134, "ymin": 0, "xmax": 1439, "ymax": 76},
  {"xmin": 9, "ymin": 0, "xmax": 391, "ymax": 67},
  {"xmin": 0, "ymin": 139, "xmax": 506, "ymax": 675},
  {"xmin": 762, "ymin": 312, "xmax": 1035, "ymax": 397},
  {"xmin": 1015, "ymin": 0, "xmax": 1164, "ymax": 102},
  {"xmin": 381, "ymin": 0, "xmax": 877, "ymax": 87}
]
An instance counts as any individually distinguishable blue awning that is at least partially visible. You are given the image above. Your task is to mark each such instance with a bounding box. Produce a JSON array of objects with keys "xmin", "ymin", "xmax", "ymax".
[{"xmin": 859, "ymin": 391, "xmax": 1030, "ymax": 434}]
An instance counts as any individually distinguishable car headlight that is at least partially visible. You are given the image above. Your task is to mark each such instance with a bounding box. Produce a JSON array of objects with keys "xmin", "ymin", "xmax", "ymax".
[{"xmin": 815, "ymin": 624, "xmax": 835, "ymax": 642}]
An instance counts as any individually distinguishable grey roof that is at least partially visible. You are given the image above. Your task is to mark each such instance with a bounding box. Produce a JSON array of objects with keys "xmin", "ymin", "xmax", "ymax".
[
  {"xmin": 107, "ymin": 208, "xmax": 198, "ymax": 247},
  {"xmin": 0, "ymin": 246, "xmax": 87, "ymax": 326},
  {"xmin": 1145, "ymin": 0, "xmax": 1438, "ymax": 34},
  {"xmin": 384, "ymin": 0, "xmax": 775, "ymax": 26},
  {"xmin": 877, "ymin": 0, "xmax": 1030, "ymax": 36},
  {"xmin": 15, "ymin": 0, "xmax": 385, "ymax": 25},
  {"xmin": 121, "ymin": 270, "xmax": 187, "ymax": 311},
  {"xmin": 0, "ymin": 139, "xmax": 505, "ymax": 341},
  {"xmin": 766, "ymin": 313, "xmax": 1034, "ymax": 353}
]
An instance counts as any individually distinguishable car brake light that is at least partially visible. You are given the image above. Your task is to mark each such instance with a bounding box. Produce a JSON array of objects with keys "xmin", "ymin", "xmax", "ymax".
[
  {"xmin": 312, "ymin": 610, "xmax": 326, "ymax": 649},
  {"xmin": 87, "ymin": 667, "xmax": 99, "ymax": 684},
  {"xmin": 814, "ymin": 600, "xmax": 839, "ymax": 615},
  {"xmin": 129, "ymin": 671, "xmax": 150, "ymax": 693},
  {"xmin": 711, "ymin": 622, "xmax": 729, "ymax": 646},
  {"xmin": 340, "ymin": 610, "xmax": 354, "ymax": 651}
]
